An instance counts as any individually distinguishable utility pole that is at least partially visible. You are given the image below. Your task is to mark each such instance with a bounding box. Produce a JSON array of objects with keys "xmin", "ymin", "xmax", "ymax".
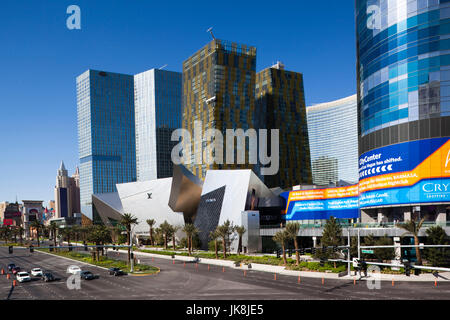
[
  {"xmin": 347, "ymin": 229, "xmax": 351, "ymax": 276},
  {"xmin": 357, "ymin": 228, "xmax": 361, "ymax": 279},
  {"xmin": 130, "ymin": 227, "xmax": 134, "ymax": 273}
]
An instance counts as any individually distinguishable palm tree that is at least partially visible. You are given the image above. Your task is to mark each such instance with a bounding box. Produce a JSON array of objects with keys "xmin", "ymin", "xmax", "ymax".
[
  {"xmin": 120, "ymin": 213, "xmax": 139, "ymax": 264},
  {"xmin": 286, "ymin": 222, "xmax": 301, "ymax": 265},
  {"xmin": 146, "ymin": 219, "xmax": 156, "ymax": 246},
  {"xmin": 398, "ymin": 217, "xmax": 425, "ymax": 265},
  {"xmin": 273, "ymin": 230, "xmax": 289, "ymax": 265},
  {"xmin": 171, "ymin": 225, "xmax": 180, "ymax": 250},
  {"xmin": 30, "ymin": 221, "xmax": 44, "ymax": 246},
  {"xmin": 17, "ymin": 225, "xmax": 24, "ymax": 246},
  {"xmin": 87, "ymin": 225, "xmax": 112, "ymax": 261},
  {"xmin": 215, "ymin": 220, "xmax": 234, "ymax": 259},
  {"xmin": 235, "ymin": 226, "xmax": 246, "ymax": 255},
  {"xmin": 183, "ymin": 224, "xmax": 199, "ymax": 256},
  {"xmin": 209, "ymin": 230, "xmax": 219, "ymax": 259},
  {"xmin": 49, "ymin": 222, "xmax": 58, "ymax": 251},
  {"xmin": 159, "ymin": 221, "xmax": 173, "ymax": 250}
]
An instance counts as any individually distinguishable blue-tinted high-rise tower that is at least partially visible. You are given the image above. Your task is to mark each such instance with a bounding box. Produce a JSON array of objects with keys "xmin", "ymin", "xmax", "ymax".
[
  {"xmin": 77, "ymin": 70, "xmax": 136, "ymax": 218},
  {"xmin": 134, "ymin": 69, "xmax": 182, "ymax": 181}
]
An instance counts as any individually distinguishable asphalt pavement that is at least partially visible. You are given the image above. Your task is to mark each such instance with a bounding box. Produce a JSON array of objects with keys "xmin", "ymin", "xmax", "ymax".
[{"xmin": 1, "ymin": 246, "xmax": 449, "ymax": 300}]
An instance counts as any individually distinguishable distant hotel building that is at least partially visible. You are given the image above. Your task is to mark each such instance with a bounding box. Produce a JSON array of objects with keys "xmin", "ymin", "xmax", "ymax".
[
  {"xmin": 54, "ymin": 161, "xmax": 80, "ymax": 218},
  {"xmin": 134, "ymin": 69, "xmax": 182, "ymax": 181},
  {"xmin": 256, "ymin": 62, "xmax": 312, "ymax": 188},
  {"xmin": 182, "ymin": 39, "xmax": 257, "ymax": 179},
  {"xmin": 77, "ymin": 70, "xmax": 137, "ymax": 218},
  {"xmin": 306, "ymin": 94, "xmax": 359, "ymax": 186}
]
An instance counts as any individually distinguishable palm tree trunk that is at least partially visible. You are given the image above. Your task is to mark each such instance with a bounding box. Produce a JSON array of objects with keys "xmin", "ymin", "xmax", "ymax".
[
  {"xmin": 53, "ymin": 230, "xmax": 57, "ymax": 252},
  {"xmin": 214, "ymin": 240, "xmax": 218, "ymax": 259},
  {"xmin": 127, "ymin": 231, "xmax": 131, "ymax": 264},
  {"xmin": 414, "ymin": 235, "xmax": 422, "ymax": 265},
  {"xmin": 294, "ymin": 238, "xmax": 300, "ymax": 266},
  {"xmin": 282, "ymin": 243, "xmax": 287, "ymax": 265},
  {"xmin": 37, "ymin": 230, "xmax": 40, "ymax": 247},
  {"xmin": 150, "ymin": 228, "xmax": 153, "ymax": 246},
  {"xmin": 173, "ymin": 234, "xmax": 176, "ymax": 250},
  {"xmin": 222, "ymin": 238, "xmax": 227, "ymax": 258},
  {"xmin": 164, "ymin": 234, "xmax": 168, "ymax": 250},
  {"xmin": 188, "ymin": 236, "xmax": 191, "ymax": 256},
  {"xmin": 238, "ymin": 236, "xmax": 242, "ymax": 255}
]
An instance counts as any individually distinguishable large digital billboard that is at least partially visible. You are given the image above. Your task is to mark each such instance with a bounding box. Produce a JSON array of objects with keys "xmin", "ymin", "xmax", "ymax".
[
  {"xmin": 359, "ymin": 137, "xmax": 450, "ymax": 208},
  {"xmin": 281, "ymin": 185, "xmax": 359, "ymax": 221}
]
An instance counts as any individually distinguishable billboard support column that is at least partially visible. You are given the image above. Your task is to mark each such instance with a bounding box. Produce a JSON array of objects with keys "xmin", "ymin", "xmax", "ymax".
[
  {"xmin": 404, "ymin": 209, "xmax": 411, "ymax": 222},
  {"xmin": 436, "ymin": 206, "xmax": 447, "ymax": 224}
]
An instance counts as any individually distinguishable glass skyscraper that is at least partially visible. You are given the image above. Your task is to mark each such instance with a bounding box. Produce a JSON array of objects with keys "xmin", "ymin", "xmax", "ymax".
[
  {"xmin": 182, "ymin": 39, "xmax": 257, "ymax": 179},
  {"xmin": 134, "ymin": 69, "xmax": 182, "ymax": 181},
  {"xmin": 306, "ymin": 95, "xmax": 359, "ymax": 186},
  {"xmin": 77, "ymin": 70, "xmax": 136, "ymax": 218},
  {"xmin": 356, "ymin": 0, "xmax": 450, "ymax": 152},
  {"xmin": 256, "ymin": 62, "xmax": 312, "ymax": 188}
]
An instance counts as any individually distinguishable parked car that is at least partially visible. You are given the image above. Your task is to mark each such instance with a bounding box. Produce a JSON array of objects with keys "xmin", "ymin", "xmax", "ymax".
[
  {"xmin": 7, "ymin": 263, "xmax": 16, "ymax": 272},
  {"xmin": 16, "ymin": 272, "xmax": 31, "ymax": 283},
  {"xmin": 67, "ymin": 265, "xmax": 81, "ymax": 275},
  {"xmin": 11, "ymin": 267, "xmax": 21, "ymax": 275},
  {"xmin": 80, "ymin": 271, "xmax": 98, "ymax": 280},
  {"xmin": 108, "ymin": 267, "xmax": 126, "ymax": 276},
  {"xmin": 42, "ymin": 272, "xmax": 57, "ymax": 282},
  {"xmin": 31, "ymin": 268, "xmax": 43, "ymax": 277}
]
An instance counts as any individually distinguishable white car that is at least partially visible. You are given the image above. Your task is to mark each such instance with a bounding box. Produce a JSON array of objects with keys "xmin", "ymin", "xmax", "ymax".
[
  {"xmin": 67, "ymin": 265, "xmax": 81, "ymax": 275},
  {"xmin": 16, "ymin": 272, "xmax": 31, "ymax": 283},
  {"xmin": 31, "ymin": 268, "xmax": 43, "ymax": 277}
]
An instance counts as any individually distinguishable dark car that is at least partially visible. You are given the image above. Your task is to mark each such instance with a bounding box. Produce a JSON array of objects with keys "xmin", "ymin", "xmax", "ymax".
[
  {"xmin": 108, "ymin": 267, "xmax": 126, "ymax": 276},
  {"xmin": 11, "ymin": 267, "xmax": 21, "ymax": 275},
  {"xmin": 42, "ymin": 272, "xmax": 57, "ymax": 282},
  {"xmin": 80, "ymin": 271, "xmax": 98, "ymax": 280},
  {"xmin": 7, "ymin": 263, "xmax": 16, "ymax": 271}
]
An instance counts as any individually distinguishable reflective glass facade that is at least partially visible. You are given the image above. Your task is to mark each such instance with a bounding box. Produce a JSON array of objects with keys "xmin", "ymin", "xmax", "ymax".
[
  {"xmin": 307, "ymin": 95, "xmax": 359, "ymax": 185},
  {"xmin": 77, "ymin": 70, "xmax": 136, "ymax": 218},
  {"xmin": 256, "ymin": 65, "xmax": 312, "ymax": 188},
  {"xmin": 357, "ymin": 0, "xmax": 450, "ymax": 155},
  {"xmin": 134, "ymin": 69, "xmax": 182, "ymax": 181},
  {"xmin": 182, "ymin": 39, "xmax": 257, "ymax": 179}
]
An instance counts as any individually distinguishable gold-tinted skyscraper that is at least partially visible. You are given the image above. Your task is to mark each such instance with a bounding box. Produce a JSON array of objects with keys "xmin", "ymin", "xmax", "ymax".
[
  {"xmin": 255, "ymin": 62, "xmax": 312, "ymax": 188},
  {"xmin": 182, "ymin": 39, "xmax": 257, "ymax": 179}
]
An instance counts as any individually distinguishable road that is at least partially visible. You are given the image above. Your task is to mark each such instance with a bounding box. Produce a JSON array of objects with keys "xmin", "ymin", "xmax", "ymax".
[{"xmin": 0, "ymin": 246, "xmax": 449, "ymax": 300}]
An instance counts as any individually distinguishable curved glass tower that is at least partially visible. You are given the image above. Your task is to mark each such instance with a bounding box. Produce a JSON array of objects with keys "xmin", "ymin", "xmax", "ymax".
[{"xmin": 356, "ymin": 0, "xmax": 450, "ymax": 218}]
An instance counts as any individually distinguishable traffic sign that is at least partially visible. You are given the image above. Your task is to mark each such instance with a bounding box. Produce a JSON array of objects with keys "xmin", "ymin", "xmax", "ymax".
[{"xmin": 362, "ymin": 249, "xmax": 374, "ymax": 254}]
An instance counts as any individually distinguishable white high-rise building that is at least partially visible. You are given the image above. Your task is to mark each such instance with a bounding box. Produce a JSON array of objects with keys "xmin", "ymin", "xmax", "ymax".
[{"xmin": 307, "ymin": 94, "xmax": 358, "ymax": 186}]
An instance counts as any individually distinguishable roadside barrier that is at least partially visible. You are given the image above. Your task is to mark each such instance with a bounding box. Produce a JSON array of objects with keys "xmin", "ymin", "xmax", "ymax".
[
  {"xmin": 392, "ymin": 278, "xmax": 395, "ymax": 286},
  {"xmin": 274, "ymin": 274, "xmax": 277, "ymax": 280},
  {"xmin": 298, "ymin": 276, "xmax": 301, "ymax": 284},
  {"xmin": 1, "ymin": 269, "xmax": 4, "ymax": 275},
  {"xmin": 12, "ymin": 280, "xmax": 17, "ymax": 287},
  {"xmin": 322, "ymin": 277, "xmax": 324, "ymax": 285},
  {"xmin": 7, "ymin": 274, "xmax": 10, "ymax": 279},
  {"xmin": 435, "ymin": 279, "xmax": 438, "ymax": 287}
]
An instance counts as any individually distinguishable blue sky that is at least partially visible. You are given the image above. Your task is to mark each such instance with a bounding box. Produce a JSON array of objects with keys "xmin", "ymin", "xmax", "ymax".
[{"xmin": 0, "ymin": 0, "xmax": 356, "ymax": 206}]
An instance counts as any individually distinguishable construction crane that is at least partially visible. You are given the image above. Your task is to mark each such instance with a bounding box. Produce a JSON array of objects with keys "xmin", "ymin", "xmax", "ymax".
[{"xmin": 207, "ymin": 27, "xmax": 215, "ymax": 40}]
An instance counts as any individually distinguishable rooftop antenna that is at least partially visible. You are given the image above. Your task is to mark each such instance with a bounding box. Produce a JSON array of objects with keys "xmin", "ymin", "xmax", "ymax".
[
  {"xmin": 207, "ymin": 27, "xmax": 216, "ymax": 40},
  {"xmin": 159, "ymin": 64, "xmax": 168, "ymax": 70}
]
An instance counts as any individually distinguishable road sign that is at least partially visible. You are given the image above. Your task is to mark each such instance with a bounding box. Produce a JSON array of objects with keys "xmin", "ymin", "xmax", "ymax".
[{"xmin": 362, "ymin": 249, "xmax": 374, "ymax": 254}]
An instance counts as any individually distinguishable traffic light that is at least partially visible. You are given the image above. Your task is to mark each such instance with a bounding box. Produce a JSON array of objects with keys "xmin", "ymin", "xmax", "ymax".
[
  {"xmin": 403, "ymin": 260, "xmax": 411, "ymax": 276},
  {"xmin": 319, "ymin": 258, "xmax": 325, "ymax": 267},
  {"xmin": 288, "ymin": 249, "xmax": 292, "ymax": 258},
  {"xmin": 311, "ymin": 247, "xmax": 316, "ymax": 255},
  {"xmin": 8, "ymin": 246, "xmax": 13, "ymax": 254},
  {"xmin": 68, "ymin": 244, "xmax": 73, "ymax": 252},
  {"xmin": 414, "ymin": 268, "xmax": 421, "ymax": 276},
  {"xmin": 276, "ymin": 250, "xmax": 280, "ymax": 259},
  {"xmin": 84, "ymin": 244, "xmax": 88, "ymax": 251},
  {"xmin": 29, "ymin": 245, "xmax": 34, "ymax": 253},
  {"xmin": 49, "ymin": 245, "xmax": 54, "ymax": 252}
]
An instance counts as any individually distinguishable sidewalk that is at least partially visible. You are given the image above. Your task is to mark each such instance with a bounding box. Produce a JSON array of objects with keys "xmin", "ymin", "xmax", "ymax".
[{"xmin": 120, "ymin": 248, "xmax": 450, "ymax": 282}]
